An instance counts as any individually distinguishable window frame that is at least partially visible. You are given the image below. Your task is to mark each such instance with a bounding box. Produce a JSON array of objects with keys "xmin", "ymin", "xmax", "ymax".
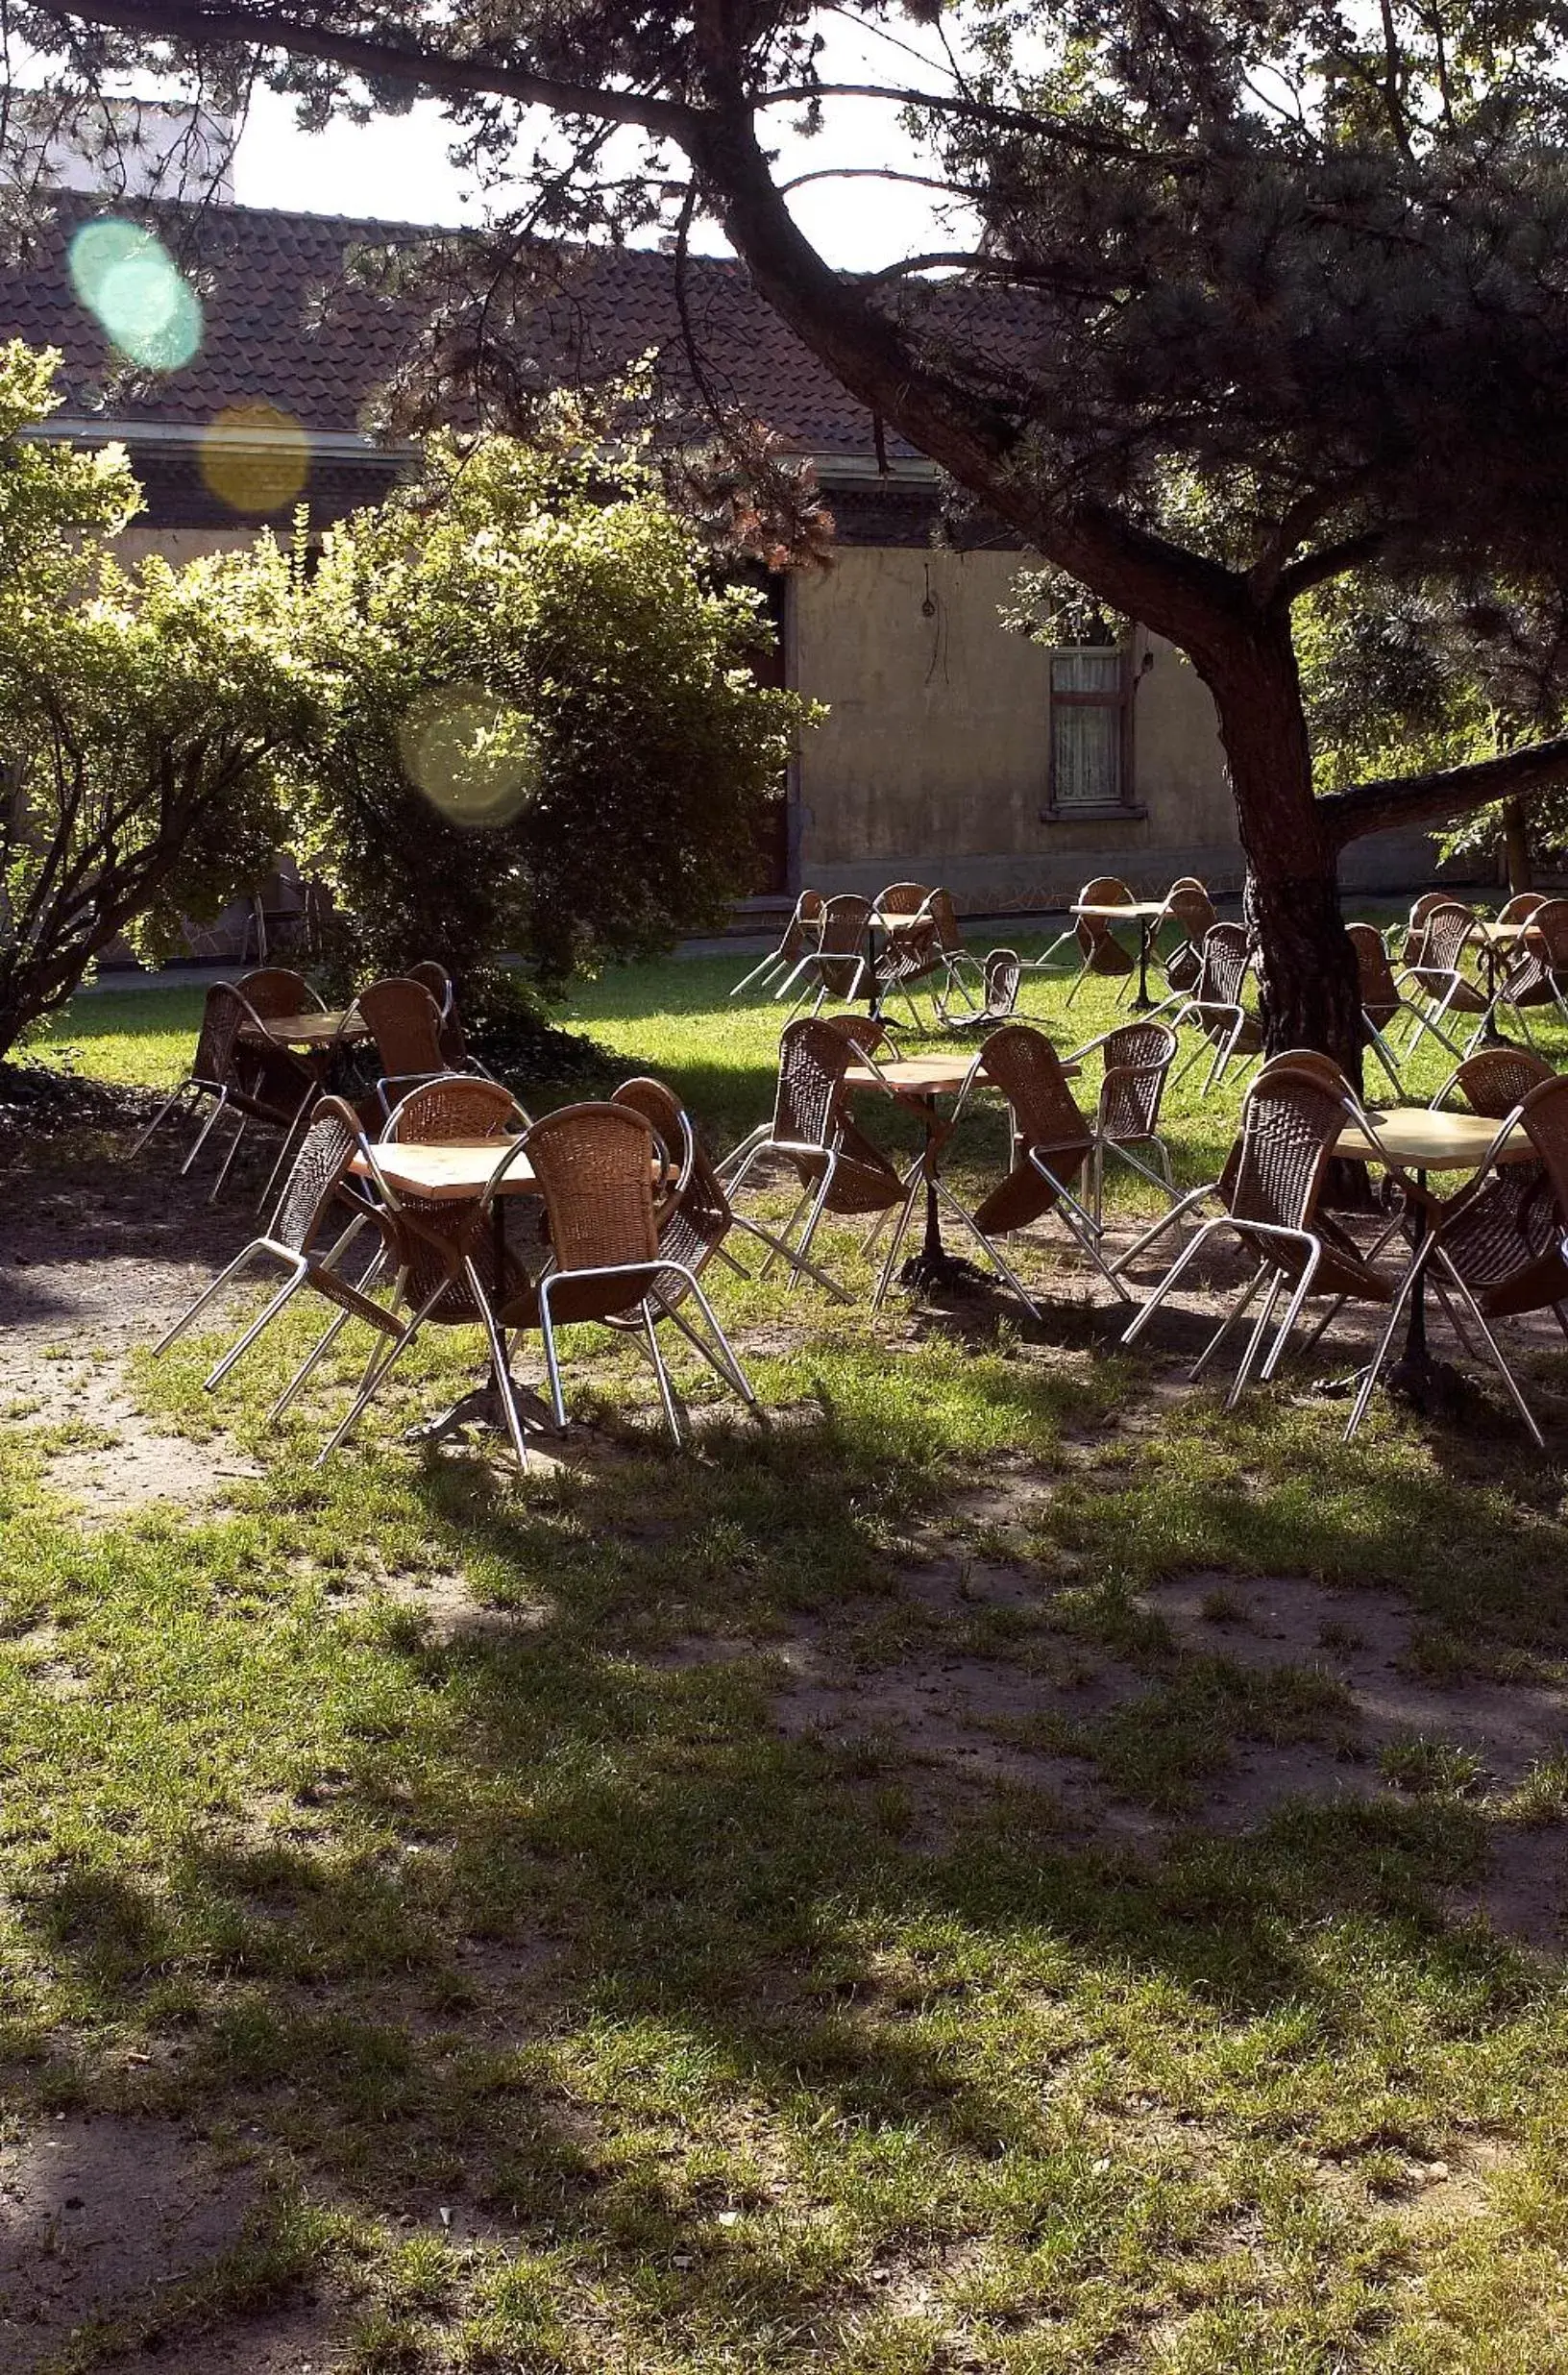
[{"xmin": 1042, "ymin": 640, "xmax": 1139, "ymax": 820}]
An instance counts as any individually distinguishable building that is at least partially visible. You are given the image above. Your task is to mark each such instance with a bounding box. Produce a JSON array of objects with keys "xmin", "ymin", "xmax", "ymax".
[{"xmin": 0, "ymin": 175, "xmax": 1436, "ymax": 915}]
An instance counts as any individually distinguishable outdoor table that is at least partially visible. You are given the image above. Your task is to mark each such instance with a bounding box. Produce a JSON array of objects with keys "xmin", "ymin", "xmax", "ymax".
[
  {"xmin": 1464, "ymin": 919, "xmax": 1534, "ymax": 1046},
  {"xmin": 846, "ymin": 1051, "xmax": 1080, "ymax": 1294},
  {"xmin": 348, "ymin": 1137, "xmax": 676, "ymax": 1444},
  {"xmin": 1072, "ymin": 900, "xmax": 1169, "ymax": 1010},
  {"xmin": 240, "ymin": 1007, "xmax": 367, "ymax": 1048},
  {"xmin": 1332, "ymin": 1104, "xmax": 1531, "ymax": 1410}
]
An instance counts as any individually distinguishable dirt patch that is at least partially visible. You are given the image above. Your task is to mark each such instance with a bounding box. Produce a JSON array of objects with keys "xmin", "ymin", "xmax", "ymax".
[
  {"xmin": 0, "ymin": 2114, "xmax": 308, "ymax": 2372},
  {"xmin": 1147, "ymin": 1572, "xmax": 1568, "ymax": 1791}
]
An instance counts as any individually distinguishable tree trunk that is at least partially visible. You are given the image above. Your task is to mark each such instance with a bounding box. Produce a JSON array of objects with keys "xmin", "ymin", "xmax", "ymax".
[
  {"xmin": 1203, "ymin": 627, "xmax": 1365, "ymax": 1083},
  {"xmin": 1503, "ymin": 798, "xmax": 1533, "ymax": 894}
]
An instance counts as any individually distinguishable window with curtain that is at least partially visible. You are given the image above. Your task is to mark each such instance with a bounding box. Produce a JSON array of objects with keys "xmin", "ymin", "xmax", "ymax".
[{"xmin": 1048, "ymin": 648, "xmax": 1129, "ymax": 810}]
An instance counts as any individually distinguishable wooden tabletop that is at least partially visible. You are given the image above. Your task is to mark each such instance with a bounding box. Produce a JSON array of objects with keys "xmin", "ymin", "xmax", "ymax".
[
  {"xmin": 242, "ymin": 1009, "xmax": 367, "ymax": 1047},
  {"xmin": 1073, "ymin": 901, "xmax": 1168, "ymax": 920},
  {"xmin": 846, "ymin": 1052, "xmax": 1079, "ymax": 1095},
  {"xmin": 1335, "ymin": 1106, "xmax": 1531, "ymax": 1169},
  {"xmin": 352, "ymin": 1139, "xmax": 537, "ymax": 1198},
  {"xmin": 1469, "ymin": 919, "xmax": 1533, "ymax": 944}
]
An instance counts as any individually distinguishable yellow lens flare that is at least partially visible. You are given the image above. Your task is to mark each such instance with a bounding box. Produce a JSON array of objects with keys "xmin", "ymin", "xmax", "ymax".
[
  {"xmin": 68, "ymin": 218, "xmax": 202, "ymax": 371},
  {"xmin": 398, "ymin": 687, "xmax": 537, "ymax": 830},
  {"xmin": 199, "ymin": 404, "xmax": 310, "ymax": 515}
]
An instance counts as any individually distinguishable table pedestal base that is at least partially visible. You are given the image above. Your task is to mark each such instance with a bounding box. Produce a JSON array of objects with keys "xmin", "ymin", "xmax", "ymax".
[
  {"xmin": 898, "ymin": 1245, "xmax": 991, "ymax": 1296},
  {"xmin": 405, "ymin": 1369, "xmax": 562, "ymax": 1447},
  {"xmin": 1311, "ymin": 1351, "xmax": 1471, "ymax": 1418}
]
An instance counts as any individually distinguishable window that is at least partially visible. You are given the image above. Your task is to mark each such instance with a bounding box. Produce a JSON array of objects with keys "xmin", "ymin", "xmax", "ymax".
[{"xmin": 1047, "ymin": 646, "xmax": 1132, "ymax": 813}]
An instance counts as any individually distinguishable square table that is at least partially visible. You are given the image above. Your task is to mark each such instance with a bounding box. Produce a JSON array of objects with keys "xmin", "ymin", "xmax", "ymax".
[
  {"xmin": 240, "ymin": 1008, "xmax": 367, "ymax": 1048},
  {"xmin": 1072, "ymin": 901, "xmax": 1170, "ymax": 1010},
  {"xmin": 846, "ymin": 1050, "xmax": 1079, "ymax": 1296},
  {"xmin": 1331, "ymin": 1104, "xmax": 1531, "ymax": 1410}
]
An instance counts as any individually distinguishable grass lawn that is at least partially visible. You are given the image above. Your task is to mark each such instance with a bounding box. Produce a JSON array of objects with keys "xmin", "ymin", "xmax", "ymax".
[{"xmin": 7, "ymin": 932, "xmax": 1568, "ymax": 2370}]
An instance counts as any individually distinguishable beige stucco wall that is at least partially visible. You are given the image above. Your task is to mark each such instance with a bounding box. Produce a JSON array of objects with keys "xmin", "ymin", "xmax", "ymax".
[
  {"xmin": 110, "ymin": 525, "xmax": 265, "ymax": 567},
  {"xmin": 792, "ymin": 546, "xmax": 1245, "ymax": 905}
]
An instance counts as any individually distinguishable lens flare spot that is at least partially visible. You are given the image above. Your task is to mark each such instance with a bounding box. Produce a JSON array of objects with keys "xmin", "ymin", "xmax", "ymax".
[
  {"xmin": 399, "ymin": 687, "xmax": 537, "ymax": 829},
  {"xmin": 68, "ymin": 217, "xmax": 202, "ymax": 371},
  {"xmin": 199, "ymin": 404, "xmax": 310, "ymax": 515}
]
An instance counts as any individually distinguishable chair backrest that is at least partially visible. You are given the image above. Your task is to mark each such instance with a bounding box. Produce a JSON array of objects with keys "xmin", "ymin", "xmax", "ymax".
[
  {"xmin": 188, "ymin": 982, "xmax": 255, "ymax": 1090},
  {"xmin": 981, "ymin": 948, "xmax": 1021, "ymax": 1017},
  {"xmin": 1228, "ymin": 1057, "xmax": 1354, "ymax": 1235},
  {"xmin": 781, "ymin": 889, "xmax": 825, "ymax": 962},
  {"xmin": 875, "ymin": 882, "xmax": 931, "ymax": 918},
  {"xmin": 772, "ymin": 1016, "xmax": 853, "ymax": 1150},
  {"xmin": 235, "ymin": 967, "xmax": 314, "ymax": 1018},
  {"xmin": 1499, "ymin": 893, "xmax": 1548, "ymax": 924},
  {"xmin": 923, "ymin": 888, "xmax": 966, "ymax": 954},
  {"xmin": 979, "ymin": 1024, "xmax": 1094, "ymax": 1160},
  {"xmin": 356, "ymin": 977, "xmax": 446, "ymax": 1082},
  {"xmin": 1074, "ymin": 876, "xmax": 1137, "ymax": 969},
  {"xmin": 1531, "ymin": 898, "xmax": 1568, "ymax": 967},
  {"xmin": 1418, "ymin": 901, "xmax": 1480, "ymax": 976},
  {"xmin": 1098, "ymin": 1021, "xmax": 1177, "ymax": 1140},
  {"xmin": 814, "ymin": 894, "xmax": 873, "ymax": 995},
  {"xmin": 267, "ymin": 1093, "xmax": 372, "ymax": 1256},
  {"xmin": 385, "ymin": 1075, "xmax": 527, "ymax": 1143},
  {"xmin": 821, "ymin": 1012, "xmax": 900, "ymax": 1058},
  {"xmin": 408, "ymin": 961, "xmax": 453, "ymax": 1015},
  {"xmin": 612, "ymin": 1076, "xmax": 730, "ymax": 1267},
  {"xmin": 1346, "ymin": 921, "xmax": 1402, "ymax": 1024},
  {"xmin": 1164, "ymin": 882, "xmax": 1217, "ymax": 940},
  {"xmin": 521, "ymin": 1102, "xmax": 661, "ymax": 1277},
  {"xmin": 1517, "ymin": 1075, "xmax": 1568, "ymax": 1212},
  {"xmin": 1400, "ymin": 890, "xmax": 1451, "ymax": 966},
  {"xmin": 1452, "ymin": 1048, "xmax": 1555, "ymax": 1119},
  {"xmin": 1166, "ymin": 874, "xmax": 1208, "ymax": 894},
  {"xmin": 1195, "ymin": 920, "xmax": 1254, "ymax": 1009}
]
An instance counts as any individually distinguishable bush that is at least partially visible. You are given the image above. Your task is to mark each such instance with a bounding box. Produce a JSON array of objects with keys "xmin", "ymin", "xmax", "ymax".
[
  {"xmin": 289, "ymin": 422, "xmax": 816, "ymax": 998},
  {"xmin": 0, "ymin": 341, "xmax": 306, "ymax": 1061}
]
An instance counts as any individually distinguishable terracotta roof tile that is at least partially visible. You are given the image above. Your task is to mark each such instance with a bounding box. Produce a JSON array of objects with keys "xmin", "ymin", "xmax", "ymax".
[{"xmin": 0, "ymin": 194, "xmax": 1011, "ymax": 459}]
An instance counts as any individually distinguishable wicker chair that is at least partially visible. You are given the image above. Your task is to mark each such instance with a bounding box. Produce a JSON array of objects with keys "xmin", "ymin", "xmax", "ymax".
[
  {"xmin": 484, "ymin": 1102, "xmax": 756, "ymax": 1445},
  {"xmin": 1433, "ymin": 1046, "xmax": 1555, "ymax": 1118},
  {"xmin": 1064, "ymin": 875, "xmax": 1138, "ymax": 1009},
  {"xmin": 130, "ymin": 980, "xmax": 321, "ymax": 1203},
  {"xmin": 317, "ymin": 1083, "xmax": 540, "ymax": 1469},
  {"xmin": 1160, "ymin": 881, "xmax": 1218, "ymax": 997},
  {"xmin": 355, "ymin": 977, "xmax": 456, "ymax": 1118},
  {"xmin": 1393, "ymin": 891, "xmax": 1456, "ymax": 973},
  {"xmin": 1170, "ymin": 923, "xmax": 1263, "ymax": 1094},
  {"xmin": 598, "ymin": 1078, "xmax": 760, "ymax": 1406},
  {"xmin": 235, "ymin": 967, "xmax": 322, "ymax": 1018},
  {"xmin": 1495, "ymin": 898, "xmax": 1568, "ymax": 1038},
  {"xmin": 1401, "ymin": 901, "xmax": 1492, "ymax": 1052},
  {"xmin": 1345, "ymin": 921, "xmax": 1461, "ymax": 1093},
  {"xmin": 778, "ymin": 894, "xmax": 873, "ymax": 1014},
  {"xmin": 720, "ymin": 1016, "xmax": 911, "ymax": 1295},
  {"xmin": 1349, "ymin": 1075, "xmax": 1568, "ymax": 1446},
  {"xmin": 941, "ymin": 947, "xmax": 1022, "ymax": 1034},
  {"xmin": 152, "ymin": 1094, "xmax": 403, "ymax": 1407},
  {"xmin": 1124, "ymin": 1053, "xmax": 1398, "ymax": 1408},
  {"xmin": 403, "ymin": 961, "xmax": 480, "ymax": 1074},
  {"xmin": 966, "ymin": 1024, "xmax": 1130, "ymax": 1300},
  {"xmin": 1499, "ymin": 893, "xmax": 1549, "ymax": 924},
  {"xmin": 730, "ymin": 890, "xmax": 825, "ymax": 1000},
  {"xmin": 1088, "ymin": 1021, "xmax": 1179, "ymax": 1222}
]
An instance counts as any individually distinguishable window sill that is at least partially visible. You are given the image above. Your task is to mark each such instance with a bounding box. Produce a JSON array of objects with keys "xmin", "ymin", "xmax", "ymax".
[{"xmin": 1040, "ymin": 803, "xmax": 1147, "ymax": 824}]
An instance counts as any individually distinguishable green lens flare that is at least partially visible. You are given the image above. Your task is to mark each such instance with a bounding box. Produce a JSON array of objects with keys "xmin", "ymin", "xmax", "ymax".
[{"xmin": 68, "ymin": 218, "xmax": 202, "ymax": 371}]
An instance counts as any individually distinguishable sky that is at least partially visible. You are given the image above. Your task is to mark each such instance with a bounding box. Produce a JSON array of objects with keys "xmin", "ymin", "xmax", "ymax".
[{"xmin": 228, "ymin": 16, "xmax": 968, "ymax": 270}]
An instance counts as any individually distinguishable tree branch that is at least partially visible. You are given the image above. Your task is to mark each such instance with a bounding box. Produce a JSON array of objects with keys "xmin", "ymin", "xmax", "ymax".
[
  {"xmin": 1320, "ymin": 734, "xmax": 1568, "ymax": 848},
  {"xmin": 39, "ymin": 3, "xmax": 694, "ymax": 136},
  {"xmin": 1275, "ymin": 526, "xmax": 1392, "ymax": 606}
]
